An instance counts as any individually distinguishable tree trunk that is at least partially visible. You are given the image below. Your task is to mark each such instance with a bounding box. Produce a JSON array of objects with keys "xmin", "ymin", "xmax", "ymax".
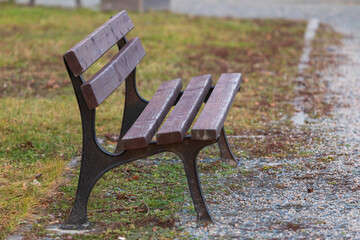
[
  {"xmin": 75, "ymin": 0, "xmax": 82, "ymax": 8},
  {"xmin": 29, "ymin": 0, "xmax": 35, "ymax": 6}
]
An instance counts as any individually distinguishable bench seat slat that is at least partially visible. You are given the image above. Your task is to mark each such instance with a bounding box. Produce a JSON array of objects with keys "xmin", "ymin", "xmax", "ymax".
[
  {"xmin": 191, "ymin": 73, "xmax": 242, "ymax": 141},
  {"xmin": 156, "ymin": 74, "xmax": 213, "ymax": 145},
  {"xmin": 121, "ymin": 78, "xmax": 183, "ymax": 150},
  {"xmin": 64, "ymin": 10, "xmax": 134, "ymax": 76},
  {"xmin": 80, "ymin": 37, "xmax": 145, "ymax": 109}
]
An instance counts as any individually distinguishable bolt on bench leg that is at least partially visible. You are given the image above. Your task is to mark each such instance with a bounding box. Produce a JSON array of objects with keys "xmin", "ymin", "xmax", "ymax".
[{"xmin": 179, "ymin": 147, "xmax": 214, "ymax": 226}]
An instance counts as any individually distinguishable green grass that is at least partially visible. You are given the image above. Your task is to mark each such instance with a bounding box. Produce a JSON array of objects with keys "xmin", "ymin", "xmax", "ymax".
[
  {"xmin": 0, "ymin": 97, "xmax": 78, "ymax": 238},
  {"xmin": 50, "ymin": 162, "xmax": 190, "ymax": 239},
  {"xmin": 41, "ymin": 155, "xmax": 241, "ymax": 239},
  {"xmin": 0, "ymin": 2, "xmax": 340, "ymax": 239}
]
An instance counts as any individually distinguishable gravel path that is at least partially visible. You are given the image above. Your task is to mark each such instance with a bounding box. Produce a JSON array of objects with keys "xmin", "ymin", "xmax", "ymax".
[{"xmin": 171, "ymin": 0, "xmax": 360, "ymax": 239}]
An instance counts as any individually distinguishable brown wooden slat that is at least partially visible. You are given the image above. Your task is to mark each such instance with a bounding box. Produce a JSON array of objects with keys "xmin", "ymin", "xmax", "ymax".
[
  {"xmin": 121, "ymin": 78, "xmax": 183, "ymax": 150},
  {"xmin": 156, "ymin": 74, "xmax": 213, "ymax": 145},
  {"xmin": 191, "ymin": 73, "xmax": 242, "ymax": 141},
  {"xmin": 80, "ymin": 37, "xmax": 145, "ymax": 109},
  {"xmin": 64, "ymin": 10, "xmax": 134, "ymax": 76}
]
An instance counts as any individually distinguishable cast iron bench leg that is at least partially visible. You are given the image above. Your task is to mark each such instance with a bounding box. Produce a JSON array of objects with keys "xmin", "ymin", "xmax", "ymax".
[
  {"xmin": 178, "ymin": 141, "xmax": 214, "ymax": 225},
  {"xmin": 62, "ymin": 150, "xmax": 106, "ymax": 229},
  {"xmin": 62, "ymin": 136, "xmax": 117, "ymax": 229},
  {"xmin": 218, "ymin": 127, "xmax": 237, "ymax": 163},
  {"xmin": 62, "ymin": 172, "xmax": 92, "ymax": 229}
]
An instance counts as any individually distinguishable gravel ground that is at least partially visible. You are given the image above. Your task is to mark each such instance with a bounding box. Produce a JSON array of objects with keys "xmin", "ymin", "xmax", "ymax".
[{"xmin": 171, "ymin": 0, "xmax": 360, "ymax": 239}]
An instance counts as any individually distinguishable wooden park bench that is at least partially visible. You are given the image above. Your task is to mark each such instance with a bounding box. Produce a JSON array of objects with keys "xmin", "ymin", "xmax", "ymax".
[{"xmin": 62, "ymin": 10, "xmax": 242, "ymax": 229}]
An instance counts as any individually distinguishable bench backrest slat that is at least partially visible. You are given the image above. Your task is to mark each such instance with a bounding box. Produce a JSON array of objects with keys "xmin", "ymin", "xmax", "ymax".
[
  {"xmin": 80, "ymin": 37, "xmax": 145, "ymax": 109},
  {"xmin": 64, "ymin": 10, "xmax": 134, "ymax": 76}
]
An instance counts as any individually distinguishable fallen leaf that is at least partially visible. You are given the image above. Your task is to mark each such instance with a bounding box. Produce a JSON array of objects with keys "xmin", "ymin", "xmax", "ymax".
[
  {"xmin": 132, "ymin": 175, "xmax": 139, "ymax": 180},
  {"xmin": 26, "ymin": 141, "xmax": 34, "ymax": 149}
]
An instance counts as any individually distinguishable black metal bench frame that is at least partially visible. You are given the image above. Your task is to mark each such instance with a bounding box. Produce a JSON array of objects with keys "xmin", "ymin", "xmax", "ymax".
[{"xmin": 62, "ymin": 11, "xmax": 241, "ymax": 229}]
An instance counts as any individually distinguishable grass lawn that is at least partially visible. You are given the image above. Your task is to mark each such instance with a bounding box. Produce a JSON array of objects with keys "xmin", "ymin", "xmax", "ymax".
[{"xmin": 0, "ymin": 2, "xmax": 340, "ymax": 239}]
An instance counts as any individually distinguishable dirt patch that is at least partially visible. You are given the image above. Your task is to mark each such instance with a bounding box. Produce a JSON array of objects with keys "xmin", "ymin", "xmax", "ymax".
[
  {"xmin": 0, "ymin": 25, "xmax": 22, "ymax": 37},
  {"xmin": 299, "ymin": 24, "xmax": 344, "ymax": 118},
  {"xmin": 184, "ymin": 22, "xmax": 302, "ymax": 78},
  {"xmin": 232, "ymin": 127, "xmax": 315, "ymax": 159},
  {"xmin": 134, "ymin": 216, "xmax": 175, "ymax": 228},
  {"xmin": 0, "ymin": 63, "xmax": 69, "ymax": 98},
  {"xmin": 279, "ymin": 222, "xmax": 305, "ymax": 231}
]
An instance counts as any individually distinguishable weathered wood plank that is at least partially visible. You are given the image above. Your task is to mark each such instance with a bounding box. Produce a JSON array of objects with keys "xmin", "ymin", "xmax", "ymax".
[
  {"xmin": 156, "ymin": 74, "xmax": 213, "ymax": 144},
  {"xmin": 64, "ymin": 10, "xmax": 134, "ymax": 76},
  {"xmin": 80, "ymin": 37, "xmax": 145, "ymax": 109},
  {"xmin": 121, "ymin": 78, "xmax": 183, "ymax": 150},
  {"xmin": 191, "ymin": 73, "xmax": 242, "ymax": 141}
]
